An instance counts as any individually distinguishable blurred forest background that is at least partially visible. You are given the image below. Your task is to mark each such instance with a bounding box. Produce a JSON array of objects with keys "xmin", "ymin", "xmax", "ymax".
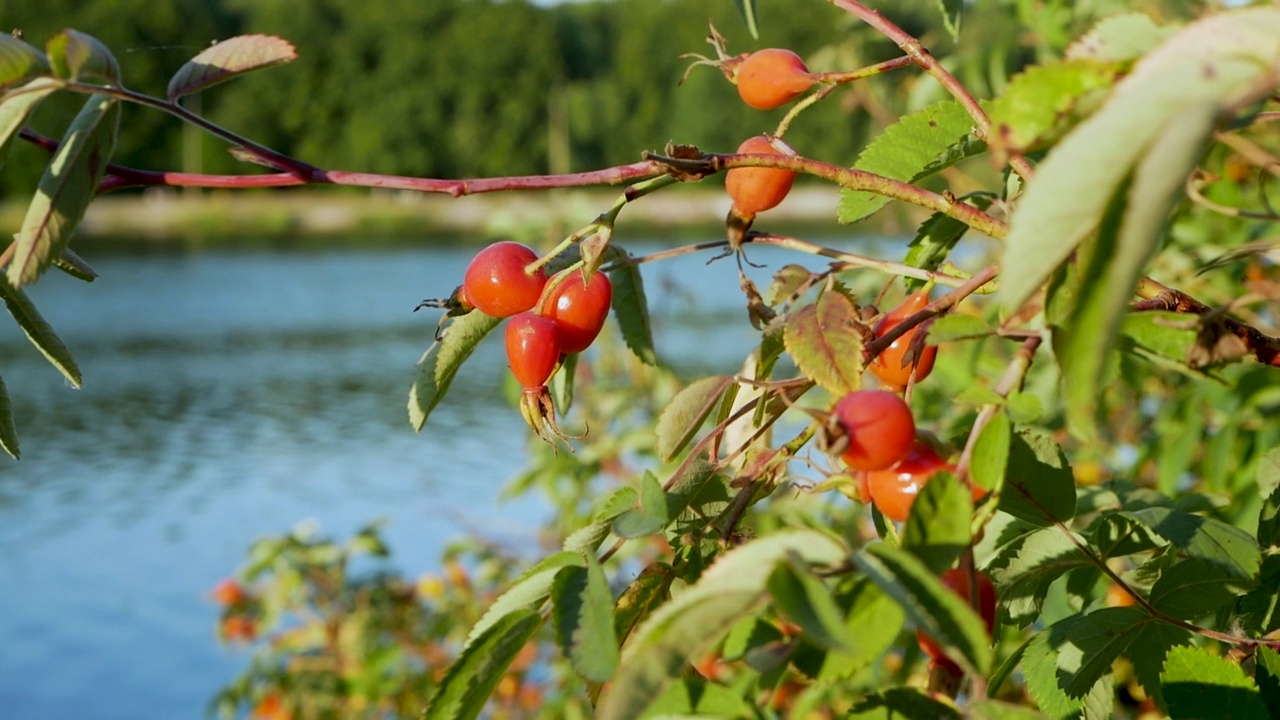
[{"xmin": 0, "ymin": 0, "xmax": 1186, "ymax": 200}]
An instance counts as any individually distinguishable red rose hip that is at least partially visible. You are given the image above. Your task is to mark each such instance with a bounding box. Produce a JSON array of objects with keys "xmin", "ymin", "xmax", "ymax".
[
  {"xmin": 832, "ymin": 389, "xmax": 916, "ymax": 472},
  {"xmin": 736, "ymin": 48, "xmax": 815, "ymax": 110},
  {"xmin": 542, "ymin": 270, "xmax": 612, "ymax": 354},
  {"xmin": 505, "ymin": 313, "xmax": 561, "ymax": 389},
  {"xmin": 463, "ymin": 241, "xmax": 548, "ymax": 318}
]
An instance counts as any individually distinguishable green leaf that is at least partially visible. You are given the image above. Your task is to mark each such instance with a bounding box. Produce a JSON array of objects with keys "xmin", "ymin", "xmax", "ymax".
[
  {"xmin": 645, "ymin": 676, "xmax": 756, "ymax": 717},
  {"xmin": 902, "ymin": 471, "xmax": 972, "ymax": 574},
  {"xmin": 984, "ymin": 528, "xmax": 1091, "ymax": 628},
  {"xmin": 987, "ymin": 60, "xmax": 1121, "ymax": 157},
  {"xmin": 0, "ymin": 276, "xmax": 81, "ymax": 387},
  {"xmin": 1257, "ymin": 447, "xmax": 1280, "ymax": 500},
  {"xmin": 655, "ymin": 375, "xmax": 732, "ymax": 462},
  {"xmin": 935, "ymin": 0, "xmax": 962, "ymax": 40},
  {"xmin": 854, "ymin": 543, "xmax": 993, "ymax": 675},
  {"xmin": 926, "ymin": 312, "xmax": 992, "ymax": 344},
  {"xmin": 1022, "ymin": 627, "xmax": 1082, "ymax": 717},
  {"xmin": 848, "ymin": 687, "xmax": 961, "ymax": 719},
  {"xmin": 8, "ymin": 93, "xmax": 119, "ymax": 288},
  {"xmin": 464, "ymin": 551, "xmax": 581, "ymax": 646},
  {"xmin": 1261, "ymin": 474, "xmax": 1280, "ymax": 548},
  {"xmin": 1065, "ymin": 13, "xmax": 1179, "ymax": 63},
  {"xmin": 608, "ymin": 252, "xmax": 657, "ymax": 365},
  {"xmin": 1161, "ymin": 645, "xmax": 1268, "ymax": 719},
  {"xmin": 408, "ymin": 311, "xmax": 501, "ymax": 430},
  {"xmin": 1148, "ymin": 558, "xmax": 1252, "ymax": 619},
  {"xmin": 818, "ymin": 578, "xmax": 905, "ymax": 681},
  {"xmin": 1121, "ymin": 507, "xmax": 1261, "ymax": 579},
  {"xmin": 52, "ymin": 249, "xmax": 97, "ymax": 283},
  {"xmin": 166, "ymin": 35, "xmax": 297, "ymax": 102},
  {"xmin": 0, "ymin": 34, "xmax": 49, "ymax": 90},
  {"xmin": 613, "ymin": 561, "xmax": 672, "ymax": 647},
  {"xmin": 423, "ymin": 609, "xmax": 542, "ymax": 720},
  {"xmin": 1040, "ymin": 608, "xmax": 1147, "ymax": 699},
  {"xmin": 767, "ymin": 554, "xmax": 855, "ymax": 652},
  {"xmin": 967, "ymin": 700, "xmax": 1052, "ymax": 720},
  {"xmin": 902, "ymin": 209, "xmax": 985, "ymax": 292},
  {"xmin": 0, "ymin": 78, "xmax": 60, "ymax": 172},
  {"xmin": 1120, "ymin": 311, "xmax": 1198, "ymax": 363},
  {"xmin": 1126, "ymin": 619, "xmax": 1192, "ymax": 711},
  {"xmin": 782, "ymin": 289, "xmax": 863, "ymax": 396},
  {"xmin": 663, "ymin": 456, "xmax": 724, "ymax": 525},
  {"xmin": 613, "ymin": 472, "xmax": 669, "ymax": 538},
  {"xmin": 1236, "ymin": 554, "xmax": 1280, "ymax": 636},
  {"xmin": 45, "ymin": 30, "xmax": 119, "ymax": 83},
  {"xmin": 596, "ymin": 530, "xmax": 846, "ymax": 720},
  {"xmin": 0, "ymin": 374, "xmax": 17, "ymax": 459},
  {"xmin": 998, "ymin": 428, "xmax": 1077, "ymax": 527},
  {"xmin": 1256, "ymin": 647, "xmax": 1280, "ymax": 719},
  {"xmin": 970, "ymin": 411, "xmax": 1010, "ymax": 496},
  {"xmin": 838, "ymin": 101, "xmax": 985, "ymax": 223},
  {"xmin": 999, "ymin": 8, "xmax": 1280, "ymax": 319},
  {"xmin": 551, "ymin": 555, "xmax": 619, "ymax": 683},
  {"xmin": 733, "ymin": 0, "xmax": 760, "ymax": 40},
  {"xmin": 1060, "ymin": 100, "xmax": 1219, "ymax": 439}
]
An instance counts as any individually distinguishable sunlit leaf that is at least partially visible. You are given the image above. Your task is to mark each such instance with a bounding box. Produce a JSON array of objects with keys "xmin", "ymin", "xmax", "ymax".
[
  {"xmin": 967, "ymin": 700, "xmax": 1052, "ymax": 720},
  {"xmin": 854, "ymin": 543, "xmax": 993, "ymax": 675},
  {"xmin": 551, "ymin": 555, "xmax": 618, "ymax": 683},
  {"xmin": 0, "ymin": 78, "xmax": 60, "ymax": 172},
  {"xmin": 8, "ymin": 93, "xmax": 119, "ymax": 288},
  {"xmin": 1147, "ymin": 558, "xmax": 1252, "ymax": 619},
  {"xmin": 613, "ymin": 562, "xmax": 672, "ymax": 647},
  {"xmin": 998, "ymin": 428, "xmax": 1077, "ymax": 527},
  {"xmin": 1161, "ymin": 645, "xmax": 1267, "ymax": 719},
  {"xmin": 596, "ymin": 530, "xmax": 846, "ymax": 720},
  {"xmin": 0, "ymin": 374, "xmax": 17, "ymax": 459},
  {"xmin": 1126, "ymin": 617, "xmax": 1193, "ymax": 710},
  {"xmin": 1066, "ymin": 13, "xmax": 1179, "ymax": 62},
  {"xmin": 424, "ymin": 609, "xmax": 542, "ymax": 720},
  {"xmin": 1038, "ymin": 608, "xmax": 1147, "ymax": 699},
  {"xmin": 408, "ymin": 311, "xmax": 501, "ymax": 431},
  {"xmin": 0, "ymin": 34, "xmax": 49, "ymax": 91},
  {"xmin": 927, "ymin": 313, "xmax": 993, "ymax": 343},
  {"xmin": 902, "ymin": 208, "xmax": 987, "ymax": 292},
  {"xmin": 848, "ymin": 687, "xmax": 961, "ymax": 719},
  {"xmin": 783, "ymin": 289, "xmax": 863, "ymax": 396},
  {"xmin": 983, "ymin": 527, "xmax": 1091, "ymax": 627},
  {"xmin": 46, "ymin": 30, "xmax": 119, "ymax": 83},
  {"xmin": 167, "ymin": 35, "xmax": 297, "ymax": 102},
  {"xmin": 0, "ymin": 276, "xmax": 81, "ymax": 387},
  {"xmin": 970, "ymin": 411, "xmax": 1010, "ymax": 496},
  {"xmin": 818, "ymin": 578, "xmax": 904, "ymax": 681},
  {"xmin": 987, "ymin": 60, "xmax": 1121, "ymax": 158},
  {"xmin": 464, "ymin": 551, "xmax": 581, "ymax": 646},
  {"xmin": 1120, "ymin": 311, "xmax": 1198, "ymax": 363},
  {"xmin": 767, "ymin": 554, "xmax": 855, "ymax": 652},
  {"xmin": 838, "ymin": 101, "xmax": 985, "ymax": 224},
  {"xmin": 608, "ymin": 250, "xmax": 657, "ymax": 365},
  {"xmin": 612, "ymin": 471, "xmax": 668, "ymax": 538},
  {"xmin": 655, "ymin": 375, "xmax": 732, "ymax": 462}
]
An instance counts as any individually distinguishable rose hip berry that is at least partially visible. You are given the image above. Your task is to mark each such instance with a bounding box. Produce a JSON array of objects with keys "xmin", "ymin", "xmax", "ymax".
[
  {"xmin": 726, "ymin": 135, "xmax": 797, "ymax": 219},
  {"xmin": 916, "ymin": 568, "xmax": 996, "ymax": 671},
  {"xmin": 869, "ymin": 290, "xmax": 938, "ymax": 391},
  {"xmin": 542, "ymin": 269, "xmax": 613, "ymax": 354},
  {"xmin": 735, "ymin": 48, "xmax": 815, "ymax": 110},
  {"xmin": 463, "ymin": 241, "xmax": 548, "ymax": 318},
  {"xmin": 864, "ymin": 436, "xmax": 954, "ymax": 522},
  {"xmin": 505, "ymin": 312, "xmax": 561, "ymax": 390},
  {"xmin": 832, "ymin": 390, "xmax": 916, "ymax": 472}
]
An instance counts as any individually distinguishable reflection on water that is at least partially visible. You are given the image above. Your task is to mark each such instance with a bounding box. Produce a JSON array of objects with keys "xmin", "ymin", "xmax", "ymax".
[{"xmin": 0, "ymin": 238, "xmax": 885, "ymax": 719}]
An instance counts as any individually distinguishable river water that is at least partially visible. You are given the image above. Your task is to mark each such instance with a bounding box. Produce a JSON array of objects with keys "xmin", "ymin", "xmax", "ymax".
[{"xmin": 0, "ymin": 237, "xmax": 882, "ymax": 719}]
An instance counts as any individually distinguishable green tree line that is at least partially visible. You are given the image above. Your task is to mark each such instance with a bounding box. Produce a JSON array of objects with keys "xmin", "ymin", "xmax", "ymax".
[{"xmin": 0, "ymin": 0, "xmax": 1178, "ymax": 197}]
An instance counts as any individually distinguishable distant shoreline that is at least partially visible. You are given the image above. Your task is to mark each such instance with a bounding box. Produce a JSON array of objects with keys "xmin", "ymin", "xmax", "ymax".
[{"xmin": 1, "ymin": 186, "xmax": 912, "ymax": 248}]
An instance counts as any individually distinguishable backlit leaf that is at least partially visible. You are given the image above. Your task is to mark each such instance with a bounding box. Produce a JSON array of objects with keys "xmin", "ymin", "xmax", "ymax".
[
  {"xmin": 767, "ymin": 554, "xmax": 855, "ymax": 652},
  {"xmin": 8, "ymin": 93, "xmax": 119, "ymax": 288},
  {"xmin": 1259, "ymin": 484, "xmax": 1280, "ymax": 549},
  {"xmin": 854, "ymin": 543, "xmax": 993, "ymax": 675},
  {"xmin": 465, "ymin": 551, "xmax": 581, "ymax": 646},
  {"xmin": 46, "ymin": 30, "xmax": 118, "ymax": 83},
  {"xmin": 927, "ymin": 313, "xmax": 993, "ymax": 343},
  {"xmin": 0, "ymin": 34, "xmax": 48, "ymax": 91},
  {"xmin": 0, "ymin": 276, "xmax": 81, "ymax": 387},
  {"xmin": 612, "ymin": 471, "xmax": 668, "ymax": 538},
  {"xmin": 983, "ymin": 527, "xmax": 1090, "ymax": 627},
  {"xmin": 608, "ymin": 251, "xmax": 657, "ymax": 365},
  {"xmin": 612, "ymin": 562, "xmax": 672, "ymax": 647},
  {"xmin": 1066, "ymin": 13, "xmax": 1179, "ymax": 62},
  {"xmin": 1148, "ymin": 558, "xmax": 1251, "ymax": 619},
  {"xmin": 1126, "ymin": 618, "xmax": 1192, "ymax": 711},
  {"xmin": 167, "ymin": 35, "xmax": 297, "ymax": 102},
  {"xmin": 1039, "ymin": 608, "xmax": 1147, "ymax": 699},
  {"xmin": 970, "ymin": 411, "xmax": 1010, "ymax": 496},
  {"xmin": 783, "ymin": 289, "xmax": 863, "ymax": 396},
  {"xmin": 424, "ymin": 609, "xmax": 542, "ymax": 720},
  {"xmin": 551, "ymin": 555, "xmax": 619, "ymax": 682},
  {"xmin": 596, "ymin": 530, "xmax": 846, "ymax": 720},
  {"xmin": 408, "ymin": 311, "xmax": 501, "ymax": 430},
  {"xmin": 1120, "ymin": 311, "xmax": 1198, "ymax": 363},
  {"xmin": 0, "ymin": 374, "xmax": 17, "ymax": 459},
  {"xmin": 655, "ymin": 375, "xmax": 732, "ymax": 462},
  {"xmin": 967, "ymin": 700, "xmax": 1051, "ymax": 720},
  {"xmin": 987, "ymin": 60, "xmax": 1121, "ymax": 158},
  {"xmin": 1161, "ymin": 645, "xmax": 1267, "ymax": 719},
  {"xmin": 848, "ymin": 687, "xmax": 961, "ymax": 719},
  {"xmin": 818, "ymin": 578, "xmax": 904, "ymax": 681},
  {"xmin": 902, "ymin": 209, "xmax": 983, "ymax": 292},
  {"xmin": 838, "ymin": 101, "xmax": 985, "ymax": 223}
]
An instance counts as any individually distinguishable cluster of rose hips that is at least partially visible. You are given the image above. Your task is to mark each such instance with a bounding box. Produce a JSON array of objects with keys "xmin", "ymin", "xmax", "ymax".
[
  {"xmin": 440, "ymin": 241, "xmax": 613, "ymax": 440},
  {"xmin": 211, "ymin": 578, "xmax": 259, "ymax": 643}
]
